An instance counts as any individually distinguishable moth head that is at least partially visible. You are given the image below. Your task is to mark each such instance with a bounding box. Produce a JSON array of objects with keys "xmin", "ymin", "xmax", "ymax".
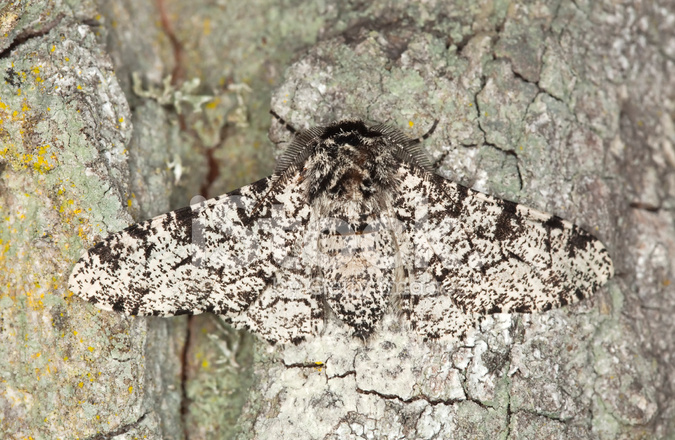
[{"xmin": 274, "ymin": 119, "xmax": 433, "ymax": 211}]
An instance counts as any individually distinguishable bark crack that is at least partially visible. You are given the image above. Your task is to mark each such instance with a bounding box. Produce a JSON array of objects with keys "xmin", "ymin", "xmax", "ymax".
[
  {"xmin": 283, "ymin": 361, "xmax": 328, "ymax": 369},
  {"xmin": 0, "ymin": 13, "xmax": 65, "ymax": 59},
  {"xmin": 473, "ymin": 78, "xmax": 525, "ymax": 192},
  {"xmin": 179, "ymin": 317, "xmax": 192, "ymax": 440},
  {"xmin": 156, "ymin": 0, "xmax": 185, "ymax": 86},
  {"xmin": 84, "ymin": 412, "xmax": 148, "ymax": 440},
  {"xmin": 199, "ymin": 123, "xmax": 230, "ymax": 199},
  {"xmin": 629, "ymin": 202, "xmax": 661, "ymax": 213},
  {"xmin": 505, "ymin": 392, "xmax": 513, "ymax": 439},
  {"xmin": 330, "ymin": 370, "xmax": 357, "ymax": 379},
  {"xmin": 354, "ymin": 386, "xmax": 471, "ymax": 407}
]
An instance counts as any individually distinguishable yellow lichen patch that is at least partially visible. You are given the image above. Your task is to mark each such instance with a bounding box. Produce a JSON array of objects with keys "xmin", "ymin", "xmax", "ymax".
[
  {"xmin": 25, "ymin": 290, "xmax": 45, "ymax": 310},
  {"xmin": 205, "ymin": 97, "xmax": 220, "ymax": 109},
  {"xmin": 0, "ymin": 241, "xmax": 10, "ymax": 261},
  {"xmin": 55, "ymin": 192, "xmax": 87, "ymax": 231},
  {"xmin": 0, "ymin": 101, "xmax": 60, "ymax": 175},
  {"xmin": 31, "ymin": 66, "xmax": 43, "ymax": 83},
  {"xmin": 0, "ymin": 96, "xmax": 31, "ymax": 128},
  {"xmin": 21, "ymin": 144, "xmax": 57, "ymax": 172}
]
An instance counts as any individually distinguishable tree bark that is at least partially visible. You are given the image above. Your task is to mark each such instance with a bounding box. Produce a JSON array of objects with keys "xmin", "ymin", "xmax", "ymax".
[{"xmin": 1, "ymin": 0, "xmax": 673, "ymax": 439}]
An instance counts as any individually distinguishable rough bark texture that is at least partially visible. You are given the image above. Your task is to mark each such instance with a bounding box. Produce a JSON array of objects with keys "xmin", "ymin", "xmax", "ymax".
[{"xmin": 1, "ymin": 0, "xmax": 674, "ymax": 439}]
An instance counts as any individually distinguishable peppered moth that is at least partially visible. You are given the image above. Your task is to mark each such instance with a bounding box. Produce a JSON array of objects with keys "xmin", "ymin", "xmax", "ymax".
[{"xmin": 69, "ymin": 115, "xmax": 614, "ymax": 344}]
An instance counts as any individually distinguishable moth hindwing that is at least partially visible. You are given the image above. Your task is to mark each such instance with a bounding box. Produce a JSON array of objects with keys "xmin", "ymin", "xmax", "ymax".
[{"xmin": 69, "ymin": 117, "xmax": 614, "ymax": 344}]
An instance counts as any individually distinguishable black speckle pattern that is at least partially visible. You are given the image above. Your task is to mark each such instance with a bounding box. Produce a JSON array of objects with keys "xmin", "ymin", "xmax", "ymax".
[{"xmin": 69, "ymin": 119, "xmax": 614, "ymax": 344}]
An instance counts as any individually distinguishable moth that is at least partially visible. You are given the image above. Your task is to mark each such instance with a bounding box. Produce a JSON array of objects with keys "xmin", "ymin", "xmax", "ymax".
[{"xmin": 69, "ymin": 113, "xmax": 614, "ymax": 344}]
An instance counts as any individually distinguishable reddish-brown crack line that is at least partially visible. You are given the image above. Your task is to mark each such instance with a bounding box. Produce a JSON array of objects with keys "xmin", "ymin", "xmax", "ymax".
[
  {"xmin": 154, "ymin": 3, "xmax": 193, "ymax": 435},
  {"xmin": 156, "ymin": 0, "xmax": 185, "ymax": 87}
]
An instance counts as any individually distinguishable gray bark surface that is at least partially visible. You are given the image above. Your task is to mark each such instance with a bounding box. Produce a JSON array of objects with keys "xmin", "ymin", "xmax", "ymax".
[{"xmin": 1, "ymin": 0, "xmax": 674, "ymax": 439}]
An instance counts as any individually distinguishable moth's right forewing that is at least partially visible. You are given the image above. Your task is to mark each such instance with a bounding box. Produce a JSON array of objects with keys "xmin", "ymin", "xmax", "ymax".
[{"xmin": 393, "ymin": 164, "xmax": 613, "ymax": 340}]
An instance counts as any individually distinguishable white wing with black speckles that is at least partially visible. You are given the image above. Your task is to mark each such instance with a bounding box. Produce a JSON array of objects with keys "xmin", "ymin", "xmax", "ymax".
[
  {"xmin": 392, "ymin": 164, "xmax": 614, "ymax": 339},
  {"xmin": 69, "ymin": 118, "xmax": 615, "ymax": 344},
  {"xmin": 69, "ymin": 175, "xmax": 323, "ymax": 344}
]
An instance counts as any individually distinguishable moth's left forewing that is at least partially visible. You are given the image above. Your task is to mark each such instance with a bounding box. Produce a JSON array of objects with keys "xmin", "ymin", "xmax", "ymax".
[
  {"xmin": 393, "ymin": 163, "xmax": 613, "ymax": 338},
  {"xmin": 69, "ymin": 172, "xmax": 324, "ymax": 344},
  {"xmin": 68, "ymin": 177, "xmax": 277, "ymax": 317},
  {"xmin": 229, "ymin": 171, "xmax": 325, "ymax": 344}
]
